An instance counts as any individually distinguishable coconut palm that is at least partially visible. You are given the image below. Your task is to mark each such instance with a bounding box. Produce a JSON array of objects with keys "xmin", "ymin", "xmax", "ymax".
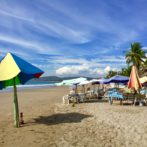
[
  {"xmin": 120, "ymin": 66, "xmax": 132, "ymax": 76},
  {"xmin": 125, "ymin": 42, "xmax": 146, "ymax": 70},
  {"xmin": 140, "ymin": 59, "xmax": 147, "ymax": 76},
  {"xmin": 105, "ymin": 70, "xmax": 117, "ymax": 78}
]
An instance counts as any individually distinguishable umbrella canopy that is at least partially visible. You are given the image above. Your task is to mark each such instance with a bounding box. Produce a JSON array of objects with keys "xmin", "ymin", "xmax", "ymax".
[
  {"xmin": 78, "ymin": 80, "xmax": 90, "ymax": 85},
  {"xmin": 140, "ymin": 76, "xmax": 147, "ymax": 84},
  {"xmin": 0, "ymin": 53, "xmax": 44, "ymax": 127},
  {"xmin": 89, "ymin": 79, "xmax": 101, "ymax": 85},
  {"xmin": 0, "ymin": 53, "xmax": 43, "ymax": 89},
  {"xmin": 59, "ymin": 77, "xmax": 87, "ymax": 86},
  {"xmin": 106, "ymin": 75, "xmax": 129, "ymax": 84},
  {"xmin": 90, "ymin": 78, "xmax": 110, "ymax": 84},
  {"xmin": 128, "ymin": 65, "xmax": 142, "ymax": 91}
]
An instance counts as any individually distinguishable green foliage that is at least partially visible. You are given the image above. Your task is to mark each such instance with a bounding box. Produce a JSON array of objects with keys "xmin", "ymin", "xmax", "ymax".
[
  {"xmin": 125, "ymin": 42, "xmax": 146, "ymax": 70},
  {"xmin": 105, "ymin": 70, "xmax": 117, "ymax": 78},
  {"xmin": 139, "ymin": 59, "xmax": 147, "ymax": 76},
  {"xmin": 119, "ymin": 66, "xmax": 132, "ymax": 76}
]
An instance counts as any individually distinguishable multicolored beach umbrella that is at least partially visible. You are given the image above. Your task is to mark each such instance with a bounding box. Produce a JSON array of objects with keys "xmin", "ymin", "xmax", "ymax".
[
  {"xmin": 128, "ymin": 65, "xmax": 142, "ymax": 91},
  {"xmin": 0, "ymin": 53, "xmax": 44, "ymax": 127}
]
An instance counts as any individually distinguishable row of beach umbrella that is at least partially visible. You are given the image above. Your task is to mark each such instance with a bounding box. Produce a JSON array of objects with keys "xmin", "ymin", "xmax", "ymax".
[
  {"xmin": 60, "ymin": 65, "xmax": 146, "ymax": 93},
  {"xmin": 58, "ymin": 75, "xmax": 130, "ymax": 86}
]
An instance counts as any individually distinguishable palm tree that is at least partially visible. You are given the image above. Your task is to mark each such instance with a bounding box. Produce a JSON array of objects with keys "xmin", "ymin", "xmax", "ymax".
[
  {"xmin": 120, "ymin": 66, "xmax": 132, "ymax": 76},
  {"xmin": 125, "ymin": 42, "xmax": 146, "ymax": 70},
  {"xmin": 105, "ymin": 70, "xmax": 117, "ymax": 78},
  {"xmin": 140, "ymin": 59, "xmax": 147, "ymax": 76}
]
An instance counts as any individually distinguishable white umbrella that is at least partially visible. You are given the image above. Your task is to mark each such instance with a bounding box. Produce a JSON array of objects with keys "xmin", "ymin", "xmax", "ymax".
[
  {"xmin": 78, "ymin": 80, "xmax": 90, "ymax": 85},
  {"xmin": 59, "ymin": 77, "xmax": 87, "ymax": 86},
  {"xmin": 140, "ymin": 76, "xmax": 147, "ymax": 84}
]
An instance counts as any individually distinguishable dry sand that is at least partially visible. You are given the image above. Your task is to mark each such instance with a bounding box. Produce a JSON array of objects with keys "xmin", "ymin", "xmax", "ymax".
[{"xmin": 0, "ymin": 86, "xmax": 147, "ymax": 147}]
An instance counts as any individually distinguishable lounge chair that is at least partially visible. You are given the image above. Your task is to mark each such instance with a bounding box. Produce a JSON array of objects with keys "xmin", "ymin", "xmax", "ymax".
[
  {"xmin": 108, "ymin": 90, "xmax": 127, "ymax": 105},
  {"xmin": 63, "ymin": 95, "xmax": 70, "ymax": 104},
  {"xmin": 77, "ymin": 93, "xmax": 86, "ymax": 102},
  {"xmin": 62, "ymin": 94, "xmax": 80, "ymax": 104}
]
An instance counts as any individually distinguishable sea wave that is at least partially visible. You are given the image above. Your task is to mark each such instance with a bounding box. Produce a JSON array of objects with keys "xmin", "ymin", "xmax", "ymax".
[{"xmin": 0, "ymin": 83, "xmax": 58, "ymax": 92}]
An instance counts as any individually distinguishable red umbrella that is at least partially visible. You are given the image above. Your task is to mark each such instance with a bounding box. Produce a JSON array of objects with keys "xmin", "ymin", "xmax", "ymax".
[{"xmin": 128, "ymin": 65, "xmax": 142, "ymax": 91}]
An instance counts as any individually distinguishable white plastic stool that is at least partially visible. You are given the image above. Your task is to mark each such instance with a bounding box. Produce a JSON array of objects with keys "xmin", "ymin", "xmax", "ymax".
[{"xmin": 63, "ymin": 95, "xmax": 70, "ymax": 104}]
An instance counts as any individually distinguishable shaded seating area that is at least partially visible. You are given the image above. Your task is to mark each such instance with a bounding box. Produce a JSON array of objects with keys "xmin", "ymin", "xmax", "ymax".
[
  {"xmin": 140, "ymin": 88, "xmax": 147, "ymax": 98},
  {"xmin": 62, "ymin": 72, "xmax": 147, "ymax": 107},
  {"xmin": 62, "ymin": 87, "xmax": 101, "ymax": 104},
  {"xmin": 63, "ymin": 93, "xmax": 82, "ymax": 104},
  {"xmin": 107, "ymin": 89, "xmax": 127, "ymax": 105},
  {"xmin": 107, "ymin": 88, "xmax": 147, "ymax": 106}
]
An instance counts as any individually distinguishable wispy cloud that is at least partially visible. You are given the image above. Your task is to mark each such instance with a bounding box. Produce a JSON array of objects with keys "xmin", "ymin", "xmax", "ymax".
[
  {"xmin": 0, "ymin": 0, "xmax": 146, "ymax": 77},
  {"xmin": 0, "ymin": 35, "xmax": 60, "ymax": 53},
  {"xmin": 0, "ymin": 3, "xmax": 91, "ymax": 44},
  {"xmin": 46, "ymin": 0, "xmax": 140, "ymax": 43}
]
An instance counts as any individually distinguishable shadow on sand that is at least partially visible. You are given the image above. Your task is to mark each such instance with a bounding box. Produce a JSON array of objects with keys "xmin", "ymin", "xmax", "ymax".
[
  {"xmin": 33, "ymin": 112, "xmax": 93, "ymax": 125},
  {"xmin": 84, "ymin": 99, "xmax": 108, "ymax": 103}
]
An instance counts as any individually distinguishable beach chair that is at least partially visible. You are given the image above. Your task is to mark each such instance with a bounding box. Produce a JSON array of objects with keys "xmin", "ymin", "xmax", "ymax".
[
  {"xmin": 108, "ymin": 90, "xmax": 127, "ymax": 105},
  {"xmin": 134, "ymin": 93, "xmax": 146, "ymax": 106},
  {"xmin": 62, "ymin": 95, "xmax": 70, "ymax": 104},
  {"xmin": 122, "ymin": 93, "xmax": 135, "ymax": 105},
  {"xmin": 85, "ymin": 91, "xmax": 97, "ymax": 100},
  {"xmin": 77, "ymin": 93, "xmax": 86, "ymax": 102},
  {"xmin": 63, "ymin": 93, "xmax": 78, "ymax": 104}
]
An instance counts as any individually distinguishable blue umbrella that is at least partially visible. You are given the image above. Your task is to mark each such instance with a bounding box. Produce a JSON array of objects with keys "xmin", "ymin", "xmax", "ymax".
[
  {"xmin": 90, "ymin": 78, "xmax": 110, "ymax": 84},
  {"xmin": 106, "ymin": 75, "xmax": 129, "ymax": 84}
]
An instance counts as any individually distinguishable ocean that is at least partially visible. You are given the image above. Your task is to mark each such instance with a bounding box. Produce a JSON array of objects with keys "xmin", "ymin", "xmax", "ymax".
[{"xmin": 0, "ymin": 81, "xmax": 60, "ymax": 92}]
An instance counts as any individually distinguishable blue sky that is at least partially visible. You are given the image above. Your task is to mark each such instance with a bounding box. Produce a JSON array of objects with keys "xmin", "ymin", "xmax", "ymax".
[{"xmin": 0, "ymin": 0, "xmax": 147, "ymax": 77}]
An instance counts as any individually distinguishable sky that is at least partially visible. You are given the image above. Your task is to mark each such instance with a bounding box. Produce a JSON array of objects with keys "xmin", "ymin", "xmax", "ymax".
[{"xmin": 0, "ymin": 0, "xmax": 147, "ymax": 77}]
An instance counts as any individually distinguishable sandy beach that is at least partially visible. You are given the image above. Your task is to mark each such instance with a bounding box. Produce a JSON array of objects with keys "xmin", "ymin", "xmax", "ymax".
[{"xmin": 0, "ymin": 86, "xmax": 147, "ymax": 147}]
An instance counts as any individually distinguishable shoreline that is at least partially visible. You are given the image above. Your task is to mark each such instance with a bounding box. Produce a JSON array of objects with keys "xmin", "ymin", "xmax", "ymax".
[{"xmin": 0, "ymin": 84, "xmax": 62, "ymax": 93}]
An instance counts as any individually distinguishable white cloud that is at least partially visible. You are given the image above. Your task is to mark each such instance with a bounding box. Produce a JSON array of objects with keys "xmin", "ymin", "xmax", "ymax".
[
  {"xmin": 56, "ymin": 66, "xmax": 78, "ymax": 75},
  {"xmin": 52, "ymin": 55, "xmax": 126, "ymax": 77},
  {"xmin": 104, "ymin": 66, "xmax": 111, "ymax": 73},
  {"xmin": 55, "ymin": 64, "xmax": 120, "ymax": 77},
  {"xmin": 89, "ymin": 68, "xmax": 103, "ymax": 75},
  {"xmin": 56, "ymin": 65, "xmax": 89, "ymax": 76}
]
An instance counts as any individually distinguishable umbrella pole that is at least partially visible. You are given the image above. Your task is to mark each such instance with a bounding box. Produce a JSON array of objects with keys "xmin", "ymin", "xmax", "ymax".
[
  {"xmin": 98, "ymin": 84, "xmax": 100, "ymax": 98},
  {"xmin": 82, "ymin": 85, "xmax": 86, "ymax": 102},
  {"xmin": 82, "ymin": 85, "xmax": 85, "ymax": 94},
  {"xmin": 13, "ymin": 77, "xmax": 20, "ymax": 128}
]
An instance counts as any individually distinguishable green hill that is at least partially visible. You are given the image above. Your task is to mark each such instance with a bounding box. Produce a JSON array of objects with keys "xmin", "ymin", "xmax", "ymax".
[{"xmin": 30, "ymin": 76, "xmax": 94, "ymax": 82}]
